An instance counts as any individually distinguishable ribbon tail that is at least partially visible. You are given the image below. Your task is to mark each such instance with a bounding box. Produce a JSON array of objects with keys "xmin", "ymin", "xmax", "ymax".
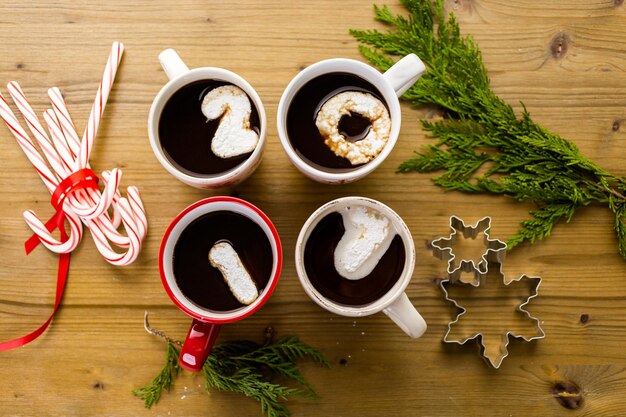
[{"xmin": 0, "ymin": 252, "xmax": 70, "ymax": 352}]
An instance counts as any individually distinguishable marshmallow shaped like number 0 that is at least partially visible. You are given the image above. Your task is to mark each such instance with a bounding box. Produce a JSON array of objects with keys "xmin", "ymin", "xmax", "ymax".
[
  {"xmin": 201, "ymin": 85, "xmax": 259, "ymax": 159},
  {"xmin": 316, "ymin": 91, "xmax": 391, "ymax": 165}
]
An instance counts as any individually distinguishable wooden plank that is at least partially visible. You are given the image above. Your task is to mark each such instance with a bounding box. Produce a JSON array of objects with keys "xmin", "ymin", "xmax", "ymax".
[{"xmin": 0, "ymin": 0, "xmax": 625, "ymax": 415}]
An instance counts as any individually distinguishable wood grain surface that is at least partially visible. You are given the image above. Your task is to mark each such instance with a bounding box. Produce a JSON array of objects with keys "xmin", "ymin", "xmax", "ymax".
[{"xmin": 1, "ymin": 0, "xmax": 625, "ymax": 415}]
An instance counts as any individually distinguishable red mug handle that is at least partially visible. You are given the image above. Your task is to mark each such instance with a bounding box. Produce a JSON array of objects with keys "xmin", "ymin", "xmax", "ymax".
[{"xmin": 179, "ymin": 319, "xmax": 221, "ymax": 372}]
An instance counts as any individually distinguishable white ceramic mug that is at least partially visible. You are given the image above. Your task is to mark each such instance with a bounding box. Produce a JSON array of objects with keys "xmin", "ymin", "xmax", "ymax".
[
  {"xmin": 148, "ymin": 49, "xmax": 267, "ymax": 188},
  {"xmin": 277, "ymin": 54, "xmax": 425, "ymax": 184},
  {"xmin": 295, "ymin": 196, "xmax": 427, "ymax": 338}
]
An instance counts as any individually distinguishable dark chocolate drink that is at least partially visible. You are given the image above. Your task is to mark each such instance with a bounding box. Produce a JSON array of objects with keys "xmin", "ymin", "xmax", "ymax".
[
  {"xmin": 285, "ymin": 72, "xmax": 388, "ymax": 171},
  {"xmin": 303, "ymin": 211, "xmax": 405, "ymax": 306},
  {"xmin": 173, "ymin": 211, "xmax": 272, "ymax": 311},
  {"xmin": 158, "ymin": 80, "xmax": 261, "ymax": 176}
]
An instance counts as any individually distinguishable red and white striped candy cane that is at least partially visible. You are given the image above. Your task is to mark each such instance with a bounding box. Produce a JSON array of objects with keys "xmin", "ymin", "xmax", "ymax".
[
  {"xmin": 48, "ymin": 87, "xmax": 80, "ymax": 158},
  {"xmin": 0, "ymin": 41, "xmax": 146, "ymax": 266},
  {"xmin": 46, "ymin": 92, "xmax": 145, "ymax": 250},
  {"xmin": 0, "ymin": 93, "xmax": 58, "ymax": 193},
  {"xmin": 77, "ymin": 41, "xmax": 123, "ymax": 171},
  {"xmin": 46, "ymin": 90, "xmax": 125, "ymax": 235},
  {"xmin": 8, "ymin": 81, "xmax": 120, "ymax": 221}
]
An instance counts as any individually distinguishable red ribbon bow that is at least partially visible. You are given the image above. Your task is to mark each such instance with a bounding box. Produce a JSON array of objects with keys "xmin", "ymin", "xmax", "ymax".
[{"xmin": 0, "ymin": 168, "xmax": 99, "ymax": 351}]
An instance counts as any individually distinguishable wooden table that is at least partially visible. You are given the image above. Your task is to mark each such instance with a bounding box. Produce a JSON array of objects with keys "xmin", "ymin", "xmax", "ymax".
[{"xmin": 1, "ymin": 1, "xmax": 625, "ymax": 415}]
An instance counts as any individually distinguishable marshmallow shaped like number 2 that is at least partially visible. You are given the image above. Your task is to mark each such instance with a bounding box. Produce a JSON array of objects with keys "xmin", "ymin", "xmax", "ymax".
[{"xmin": 201, "ymin": 85, "xmax": 259, "ymax": 159}]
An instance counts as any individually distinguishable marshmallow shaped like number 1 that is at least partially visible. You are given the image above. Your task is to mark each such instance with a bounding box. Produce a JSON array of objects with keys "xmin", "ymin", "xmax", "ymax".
[{"xmin": 209, "ymin": 241, "xmax": 259, "ymax": 305}]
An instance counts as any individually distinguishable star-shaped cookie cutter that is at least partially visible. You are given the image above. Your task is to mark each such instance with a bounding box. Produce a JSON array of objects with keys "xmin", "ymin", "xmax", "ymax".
[
  {"xmin": 439, "ymin": 265, "xmax": 545, "ymax": 368},
  {"xmin": 431, "ymin": 216, "xmax": 507, "ymax": 286}
]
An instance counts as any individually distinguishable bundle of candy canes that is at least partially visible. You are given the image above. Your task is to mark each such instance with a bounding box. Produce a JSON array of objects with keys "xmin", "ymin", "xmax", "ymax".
[{"xmin": 0, "ymin": 41, "xmax": 146, "ymax": 265}]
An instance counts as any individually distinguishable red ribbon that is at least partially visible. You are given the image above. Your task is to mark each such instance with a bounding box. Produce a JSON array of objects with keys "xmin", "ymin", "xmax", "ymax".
[{"xmin": 0, "ymin": 168, "xmax": 99, "ymax": 351}]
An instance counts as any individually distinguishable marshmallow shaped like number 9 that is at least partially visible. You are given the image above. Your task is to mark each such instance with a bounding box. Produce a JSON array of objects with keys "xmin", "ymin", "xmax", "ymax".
[{"xmin": 295, "ymin": 196, "xmax": 427, "ymax": 338}]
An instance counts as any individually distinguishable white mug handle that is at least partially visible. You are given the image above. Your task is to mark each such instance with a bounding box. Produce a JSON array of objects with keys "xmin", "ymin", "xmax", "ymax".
[
  {"xmin": 159, "ymin": 48, "xmax": 190, "ymax": 80},
  {"xmin": 382, "ymin": 292, "xmax": 427, "ymax": 338},
  {"xmin": 382, "ymin": 53, "xmax": 426, "ymax": 97}
]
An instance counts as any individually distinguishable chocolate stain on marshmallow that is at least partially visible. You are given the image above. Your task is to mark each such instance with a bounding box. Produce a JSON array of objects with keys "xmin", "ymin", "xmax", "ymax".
[
  {"xmin": 201, "ymin": 85, "xmax": 259, "ymax": 159},
  {"xmin": 334, "ymin": 206, "xmax": 395, "ymax": 280},
  {"xmin": 209, "ymin": 241, "xmax": 259, "ymax": 305},
  {"xmin": 316, "ymin": 91, "xmax": 391, "ymax": 165}
]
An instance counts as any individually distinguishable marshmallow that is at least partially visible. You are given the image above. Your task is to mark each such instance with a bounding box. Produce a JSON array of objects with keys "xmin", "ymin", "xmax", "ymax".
[
  {"xmin": 316, "ymin": 91, "xmax": 391, "ymax": 165},
  {"xmin": 334, "ymin": 205, "xmax": 395, "ymax": 280},
  {"xmin": 201, "ymin": 85, "xmax": 259, "ymax": 159},
  {"xmin": 209, "ymin": 241, "xmax": 258, "ymax": 305}
]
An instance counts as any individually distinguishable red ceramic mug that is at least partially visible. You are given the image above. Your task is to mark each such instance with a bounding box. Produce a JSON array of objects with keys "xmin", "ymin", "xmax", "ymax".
[{"xmin": 159, "ymin": 196, "xmax": 282, "ymax": 371}]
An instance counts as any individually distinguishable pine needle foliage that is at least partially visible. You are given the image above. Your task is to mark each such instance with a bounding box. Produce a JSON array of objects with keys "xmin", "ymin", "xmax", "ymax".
[
  {"xmin": 132, "ymin": 341, "xmax": 181, "ymax": 408},
  {"xmin": 351, "ymin": 0, "xmax": 626, "ymax": 258},
  {"xmin": 134, "ymin": 336, "xmax": 328, "ymax": 417}
]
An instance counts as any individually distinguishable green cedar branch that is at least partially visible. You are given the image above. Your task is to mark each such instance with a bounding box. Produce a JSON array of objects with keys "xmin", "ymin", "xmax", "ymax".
[
  {"xmin": 134, "ymin": 336, "xmax": 328, "ymax": 417},
  {"xmin": 132, "ymin": 341, "xmax": 181, "ymax": 408},
  {"xmin": 350, "ymin": 0, "xmax": 626, "ymax": 259}
]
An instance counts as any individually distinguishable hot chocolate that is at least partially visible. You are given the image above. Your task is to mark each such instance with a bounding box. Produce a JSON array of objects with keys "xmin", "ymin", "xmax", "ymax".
[
  {"xmin": 303, "ymin": 208, "xmax": 405, "ymax": 306},
  {"xmin": 173, "ymin": 211, "xmax": 272, "ymax": 311},
  {"xmin": 285, "ymin": 72, "xmax": 389, "ymax": 171},
  {"xmin": 158, "ymin": 80, "xmax": 261, "ymax": 177}
]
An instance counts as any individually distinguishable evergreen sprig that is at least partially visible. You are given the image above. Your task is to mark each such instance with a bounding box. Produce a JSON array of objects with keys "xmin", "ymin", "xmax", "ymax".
[
  {"xmin": 351, "ymin": 0, "xmax": 626, "ymax": 259},
  {"xmin": 132, "ymin": 341, "xmax": 181, "ymax": 408},
  {"xmin": 134, "ymin": 336, "xmax": 328, "ymax": 417}
]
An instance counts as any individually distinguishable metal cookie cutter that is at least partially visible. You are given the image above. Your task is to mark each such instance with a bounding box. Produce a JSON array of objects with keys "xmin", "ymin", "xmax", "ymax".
[
  {"xmin": 440, "ymin": 265, "xmax": 544, "ymax": 368},
  {"xmin": 431, "ymin": 216, "xmax": 544, "ymax": 368},
  {"xmin": 431, "ymin": 216, "xmax": 506, "ymax": 286}
]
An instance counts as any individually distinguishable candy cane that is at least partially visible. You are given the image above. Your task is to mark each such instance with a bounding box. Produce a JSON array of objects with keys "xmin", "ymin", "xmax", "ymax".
[
  {"xmin": 46, "ymin": 90, "xmax": 125, "ymax": 233},
  {"xmin": 48, "ymin": 87, "xmax": 80, "ymax": 157},
  {"xmin": 43, "ymin": 108, "xmax": 129, "ymax": 249},
  {"xmin": 0, "ymin": 41, "xmax": 146, "ymax": 265},
  {"xmin": 77, "ymin": 41, "xmax": 123, "ymax": 171},
  {"xmin": 8, "ymin": 82, "xmax": 115, "ymax": 221},
  {"xmin": 0, "ymin": 93, "xmax": 58, "ymax": 193}
]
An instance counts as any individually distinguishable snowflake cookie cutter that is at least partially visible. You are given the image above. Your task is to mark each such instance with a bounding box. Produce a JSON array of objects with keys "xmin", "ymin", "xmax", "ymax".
[
  {"xmin": 440, "ymin": 265, "xmax": 544, "ymax": 368},
  {"xmin": 431, "ymin": 216, "xmax": 544, "ymax": 368},
  {"xmin": 431, "ymin": 216, "xmax": 507, "ymax": 286}
]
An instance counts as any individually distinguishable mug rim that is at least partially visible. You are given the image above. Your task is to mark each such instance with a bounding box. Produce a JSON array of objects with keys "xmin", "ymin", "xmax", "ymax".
[
  {"xmin": 159, "ymin": 196, "xmax": 282, "ymax": 324},
  {"xmin": 295, "ymin": 196, "xmax": 416, "ymax": 317},
  {"xmin": 276, "ymin": 58, "xmax": 402, "ymax": 183},
  {"xmin": 148, "ymin": 67, "xmax": 267, "ymax": 187}
]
